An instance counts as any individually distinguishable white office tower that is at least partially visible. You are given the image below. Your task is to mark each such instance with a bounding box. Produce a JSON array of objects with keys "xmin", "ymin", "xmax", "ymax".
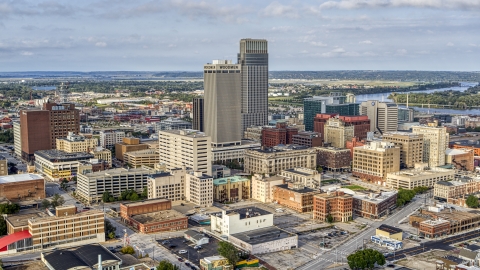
[{"xmin": 360, "ymin": 100, "xmax": 398, "ymax": 133}]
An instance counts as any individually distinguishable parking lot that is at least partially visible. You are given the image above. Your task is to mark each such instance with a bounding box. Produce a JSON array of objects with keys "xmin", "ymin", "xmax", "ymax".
[{"xmin": 158, "ymin": 236, "xmax": 220, "ymax": 268}]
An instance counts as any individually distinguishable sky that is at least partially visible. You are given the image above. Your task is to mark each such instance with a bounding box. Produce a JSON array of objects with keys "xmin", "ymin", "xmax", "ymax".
[{"xmin": 0, "ymin": 0, "xmax": 479, "ymax": 72}]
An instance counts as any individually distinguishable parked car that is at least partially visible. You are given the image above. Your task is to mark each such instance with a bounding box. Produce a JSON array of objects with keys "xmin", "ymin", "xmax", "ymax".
[
  {"xmin": 185, "ymin": 262, "xmax": 191, "ymax": 267},
  {"xmin": 179, "ymin": 250, "xmax": 188, "ymax": 254},
  {"xmin": 194, "ymin": 245, "xmax": 202, "ymax": 250},
  {"xmin": 169, "ymin": 245, "xmax": 177, "ymax": 249},
  {"xmin": 178, "ymin": 257, "xmax": 184, "ymax": 262},
  {"xmin": 115, "ymin": 245, "xmax": 122, "ymax": 249},
  {"xmin": 162, "ymin": 240, "xmax": 170, "ymax": 244}
]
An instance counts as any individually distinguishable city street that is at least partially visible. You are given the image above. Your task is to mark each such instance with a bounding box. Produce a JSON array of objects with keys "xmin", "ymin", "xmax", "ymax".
[{"xmin": 297, "ymin": 197, "xmax": 425, "ymax": 270}]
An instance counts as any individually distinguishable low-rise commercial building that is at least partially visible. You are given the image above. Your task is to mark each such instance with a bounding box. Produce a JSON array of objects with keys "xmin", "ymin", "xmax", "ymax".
[
  {"xmin": 434, "ymin": 178, "xmax": 480, "ymax": 200},
  {"xmin": 123, "ymin": 149, "xmax": 159, "ymax": 168},
  {"xmin": 34, "ymin": 150, "xmax": 94, "ymax": 181},
  {"xmin": 251, "ymin": 174, "xmax": 285, "ymax": 203},
  {"xmin": 115, "ymin": 137, "xmax": 149, "ymax": 161},
  {"xmin": 147, "ymin": 168, "xmax": 186, "ymax": 201},
  {"xmin": 120, "ymin": 199, "xmax": 187, "ymax": 234},
  {"xmin": 386, "ymin": 166, "xmax": 455, "ymax": 189},
  {"xmin": 261, "ymin": 122, "xmax": 298, "ymax": 147},
  {"xmin": 375, "ymin": 224, "xmax": 403, "ymax": 241},
  {"xmin": 279, "ymin": 167, "xmax": 322, "ymax": 189},
  {"xmin": 90, "ymin": 146, "xmax": 112, "ymax": 167},
  {"xmin": 450, "ymin": 140, "xmax": 480, "ymax": 156},
  {"xmin": 352, "ymin": 141, "xmax": 400, "ymax": 185},
  {"xmin": 41, "ymin": 244, "xmax": 121, "ymax": 270},
  {"xmin": 313, "ymin": 191, "xmax": 353, "ymax": 222},
  {"xmin": 56, "ymin": 132, "xmax": 98, "ymax": 153},
  {"xmin": 185, "ymin": 171, "xmax": 213, "ymax": 207},
  {"xmin": 292, "ymin": 131, "xmax": 323, "ymax": 147},
  {"xmin": 229, "ymin": 226, "xmax": 298, "ymax": 255},
  {"xmin": 352, "ymin": 191, "xmax": 397, "ymax": 219},
  {"xmin": 419, "ymin": 219, "xmax": 450, "ymax": 238},
  {"xmin": 212, "ymin": 140, "xmax": 261, "ymax": 164},
  {"xmin": 315, "ymin": 147, "xmax": 352, "ymax": 171},
  {"xmin": 0, "ymin": 174, "xmax": 45, "ymax": 201},
  {"xmin": 273, "ymin": 183, "xmax": 320, "ymax": 213},
  {"xmin": 446, "ymin": 148, "xmax": 474, "ymax": 171},
  {"xmin": 76, "ymin": 167, "xmax": 154, "ymax": 203},
  {"xmin": 213, "ymin": 175, "xmax": 250, "ymax": 203},
  {"xmin": 211, "ymin": 208, "xmax": 273, "ymax": 236},
  {"xmin": 410, "ymin": 209, "xmax": 480, "ymax": 237},
  {"xmin": 244, "ymin": 145, "xmax": 316, "ymax": 175}
]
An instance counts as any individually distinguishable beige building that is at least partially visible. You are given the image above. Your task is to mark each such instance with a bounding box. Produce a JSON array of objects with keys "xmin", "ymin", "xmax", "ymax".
[
  {"xmin": 204, "ymin": 60, "xmax": 242, "ymax": 145},
  {"xmin": 56, "ymin": 132, "xmax": 98, "ymax": 153},
  {"xmin": 90, "ymin": 146, "xmax": 112, "ymax": 167},
  {"xmin": 244, "ymin": 146, "xmax": 317, "ymax": 175},
  {"xmin": 158, "ymin": 129, "xmax": 212, "ymax": 176},
  {"xmin": 382, "ymin": 132, "xmax": 423, "ymax": 168},
  {"xmin": 147, "ymin": 167, "xmax": 187, "ymax": 201},
  {"xmin": 412, "ymin": 125, "xmax": 449, "ymax": 168},
  {"xmin": 4, "ymin": 206, "xmax": 104, "ymax": 252},
  {"xmin": 434, "ymin": 178, "xmax": 480, "ymax": 200},
  {"xmin": 185, "ymin": 171, "xmax": 213, "ymax": 207},
  {"xmin": 99, "ymin": 130, "xmax": 125, "ymax": 148},
  {"xmin": 279, "ymin": 167, "xmax": 321, "ymax": 189},
  {"xmin": 0, "ymin": 156, "xmax": 7, "ymax": 176},
  {"xmin": 360, "ymin": 100, "xmax": 398, "ymax": 133},
  {"xmin": 13, "ymin": 121, "xmax": 22, "ymax": 157},
  {"xmin": 352, "ymin": 141, "xmax": 400, "ymax": 185},
  {"xmin": 251, "ymin": 174, "xmax": 285, "ymax": 203},
  {"xmin": 115, "ymin": 137, "xmax": 149, "ymax": 161},
  {"xmin": 124, "ymin": 149, "xmax": 159, "ymax": 168},
  {"xmin": 386, "ymin": 166, "xmax": 455, "ymax": 189},
  {"xmin": 213, "ymin": 175, "xmax": 250, "ymax": 202},
  {"xmin": 324, "ymin": 117, "xmax": 354, "ymax": 148}
]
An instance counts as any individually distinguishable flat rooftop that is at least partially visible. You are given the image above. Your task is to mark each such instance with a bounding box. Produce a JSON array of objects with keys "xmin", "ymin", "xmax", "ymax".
[
  {"xmin": 377, "ymin": 224, "xmax": 403, "ymax": 234},
  {"xmin": 42, "ymin": 244, "xmax": 120, "ymax": 270},
  {"xmin": 213, "ymin": 175, "xmax": 249, "ymax": 186},
  {"xmin": 282, "ymin": 168, "xmax": 316, "ymax": 176},
  {"xmin": 6, "ymin": 212, "xmax": 49, "ymax": 228},
  {"xmin": 81, "ymin": 167, "xmax": 153, "ymax": 177},
  {"xmin": 130, "ymin": 209, "xmax": 185, "ymax": 224},
  {"xmin": 35, "ymin": 149, "xmax": 94, "ymax": 162},
  {"xmin": 253, "ymin": 145, "xmax": 310, "ymax": 153},
  {"xmin": 0, "ymin": 173, "xmax": 43, "ymax": 184},
  {"xmin": 122, "ymin": 198, "xmax": 170, "ymax": 207},
  {"xmin": 225, "ymin": 207, "xmax": 272, "ymax": 220},
  {"xmin": 275, "ymin": 184, "xmax": 318, "ymax": 194},
  {"xmin": 160, "ymin": 129, "xmax": 207, "ymax": 138},
  {"xmin": 231, "ymin": 226, "xmax": 296, "ymax": 245},
  {"xmin": 353, "ymin": 191, "xmax": 397, "ymax": 204},
  {"xmin": 388, "ymin": 167, "xmax": 454, "ymax": 178}
]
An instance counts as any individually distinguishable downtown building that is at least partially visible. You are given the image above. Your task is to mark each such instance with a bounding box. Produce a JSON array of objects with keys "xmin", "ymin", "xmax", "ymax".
[
  {"xmin": 382, "ymin": 132, "xmax": 424, "ymax": 169},
  {"xmin": 314, "ymin": 114, "xmax": 370, "ymax": 142},
  {"xmin": 19, "ymin": 102, "xmax": 80, "ymax": 161},
  {"xmin": 360, "ymin": 100, "xmax": 398, "ymax": 134},
  {"xmin": 352, "ymin": 141, "xmax": 400, "ymax": 185},
  {"xmin": 313, "ymin": 191, "xmax": 353, "ymax": 222},
  {"xmin": 99, "ymin": 130, "xmax": 125, "ymax": 148},
  {"xmin": 412, "ymin": 124, "xmax": 449, "ymax": 168}
]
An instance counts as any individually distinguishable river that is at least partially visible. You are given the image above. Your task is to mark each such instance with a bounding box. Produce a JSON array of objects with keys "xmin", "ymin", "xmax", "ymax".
[{"xmin": 355, "ymin": 82, "xmax": 480, "ymax": 115}]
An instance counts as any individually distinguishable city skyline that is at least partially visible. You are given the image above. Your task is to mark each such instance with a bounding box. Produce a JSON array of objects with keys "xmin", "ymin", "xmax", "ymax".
[{"xmin": 0, "ymin": 0, "xmax": 479, "ymax": 71}]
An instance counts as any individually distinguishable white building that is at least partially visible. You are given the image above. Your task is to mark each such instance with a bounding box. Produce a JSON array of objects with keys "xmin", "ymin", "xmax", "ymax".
[
  {"xmin": 251, "ymin": 174, "xmax": 285, "ymax": 203},
  {"xmin": 99, "ymin": 131, "xmax": 125, "ymax": 148},
  {"xmin": 386, "ymin": 166, "xmax": 455, "ymax": 189},
  {"xmin": 147, "ymin": 167, "xmax": 187, "ymax": 201},
  {"xmin": 212, "ymin": 141, "xmax": 261, "ymax": 163},
  {"xmin": 34, "ymin": 150, "xmax": 94, "ymax": 181},
  {"xmin": 412, "ymin": 125, "xmax": 449, "ymax": 168},
  {"xmin": 229, "ymin": 226, "xmax": 298, "ymax": 255},
  {"xmin": 185, "ymin": 171, "xmax": 213, "ymax": 207},
  {"xmin": 13, "ymin": 121, "xmax": 21, "ymax": 157},
  {"xmin": 279, "ymin": 167, "xmax": 321, "ymax": 189},
  {"xmin": 158, "ymin": 129, "xmax": 212, "ymax": 175},
  {"xmin": 211, "ymin": 208, "xmax": 274, "ymax": 236}
]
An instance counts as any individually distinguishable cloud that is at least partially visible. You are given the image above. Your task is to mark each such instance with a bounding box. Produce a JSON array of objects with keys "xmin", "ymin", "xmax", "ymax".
[
  {"xmin": 317, "ymin": 0, "xmax": 480, "ymax": 10},
  {"xmin": 446, "ymin": 42, "xmax": 454, "ymax": 47},
  {"xmin": 263, "ymin": 1, "xmax": 298, "ymax": 18},
  {"xmin": 359, "ymin": 40, "xmax": 373, "ymax": 44},
  {"xmin": 310, "ymin": 41, "xmax": 327, "ymax": 47},
  {"xmin": 20, "ymin": 51, "xmax": 33, "ymax": 56},
  {"xmin": 396, "ymin": 49, "xmax": 408, "ymax": 55},
  {"xmin": 95, "ymin": 42, "xmax": 107, "ymax": 47}
]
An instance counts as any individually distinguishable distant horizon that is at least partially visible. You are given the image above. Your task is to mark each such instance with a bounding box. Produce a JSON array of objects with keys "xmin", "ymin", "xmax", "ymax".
[{"xmin": 1, "ymin": 70, "xmax": 479, "ymax": 73}]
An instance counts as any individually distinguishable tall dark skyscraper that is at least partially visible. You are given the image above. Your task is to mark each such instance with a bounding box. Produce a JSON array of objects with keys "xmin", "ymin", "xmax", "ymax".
[
  {"xmin": 238, "ymin": 39, "xmax": 268, "ymax": 133},
  {"xmin": 192, "ymin": 97, "xmax": 204, "ymax": 132}
]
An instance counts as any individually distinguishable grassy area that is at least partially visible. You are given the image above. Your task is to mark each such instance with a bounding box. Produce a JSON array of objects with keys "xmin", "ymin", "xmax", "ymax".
[
  {"xmin": 270, "ymin": 79, "xmax": 417, "ymax": 88},
  {"xmin": 344, "ymin": 185, "xmax": 367, "ymax": 191}
]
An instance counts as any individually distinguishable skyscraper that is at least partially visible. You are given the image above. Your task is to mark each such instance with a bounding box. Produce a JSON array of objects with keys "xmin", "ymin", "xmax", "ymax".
[
  {"xmin": 360, "ymin": 100, "xmax": 398, "ymax": 133},
  {"xmin": 238, "ymin": 39, "xmax": 269, "ymax": 133},
  {"xmin": 412, "ymin": 125, "xmax": 449, "ymax": 168},
  {"xmin": 204, "ymin": 60, "xmax": 242, "ymax": 145},
  {"xmin": 192, "ymin": 97, "xmax": 204, "ymax": 132}
]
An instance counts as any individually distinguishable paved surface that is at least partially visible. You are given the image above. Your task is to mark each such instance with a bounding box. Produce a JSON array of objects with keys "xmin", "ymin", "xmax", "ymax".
[{"xmin": 297, "ymin": 197, "xmax": 424, "ymax": 270}]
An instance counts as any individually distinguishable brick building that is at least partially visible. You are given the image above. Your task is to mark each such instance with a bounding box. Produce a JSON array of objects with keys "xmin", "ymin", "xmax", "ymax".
[
  {"xmin": 419, "ymin": 219, "xmax": 450, "ymax": 238},
  {"xmin": 445, "ymin": 148, "xmax": 474, "ymax": 171},
  {"xmin": 272, "ymin": 183, "xmax": 320, "ymax": 212},
  {"xmin": 115, "ymin": 137, "xmax": 150, "ymax": 161},
  {"xmin": 315, "ymin": 147, "xmax": 352, "ymax": 171},
  {"xmin": 450, "ymin": 140, "xmax": 480, "ymax": 156},
  {"xmin": 120, "ymin": 199, "xmax": 187, "ymax": 234},
  {"xmin": 313, "ymin": 191, "xmax": 353, "ymax": 222},
  {"xmin": 410, "ymin": 209, "xmax": 480, "ymax": 236},
  {"xmin": 0, "ymin": 174, "xmax": 45, "ymax": 202},
  {"xmin": 261, "ymin": 122, "xmax": 298, "ymax": 147},
  {"xmin": 291, "ymin": 131, "xmax": 322, "ymax": 147},
  {"xmin": 352, "ymin": 191, "xmax": 397, "ymax": 219},
  {"xmin": 313, "ymin": 113, "xmax": 338, "ymax": 141},
  {"xmin": 20, "ymin": 102, "xmax": 80, "ymax": 161},
  {"xmin": 346, "ymin": 137, "xmax": 365, "ymax": 158},
  {"xmin": 313, "ymin": 114, "xmax": 370, "ymax": 142}
]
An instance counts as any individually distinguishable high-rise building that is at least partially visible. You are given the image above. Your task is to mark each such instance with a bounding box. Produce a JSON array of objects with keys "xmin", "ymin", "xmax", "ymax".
[
  {"xmin": 324, "ymin": 118, "xmax": 355, "ymax": 148},
  {"xmin": 314, "ymin": 114, "xmax": 370, "ymax": 141},
  {"xmin": 185, "ymin": 171, "xmax": 213, "ymax": 207},
  {"xmin": 352, "ymin": 141, "xmax": 400, "ymax": 184},
  {"xmin": 382, "ymin": 132, "xmax": 424, "ymax": 169},
  {"xmin": 238, "ymin": 39, "xmax": 269, "ymax": 133},
  {"xmin": 99, "ymin": 130, "xmax": 125, "ymax": 148},
  {"xmin": 13, "ymin": 121, "xmax": 22, "ymax": 157},
  {"xmin": 360, "ymin": 100, "xmax": 398, "ymax": 133},
  {"xmin": 204, "ymin": 60, "xmax": 242, "ymax": 145},
  {"xmin": 20, "ymin": 102, "xmax": 80, "ymax": 161},
  {"xmin": 158, "ymin": 129, "xmax": 212, "ymax": 175},
  {"xmin": 192, "ymin": 97, "xmax": 204, "ymax": 132},
  {"xmin": 304, "ymin": 93, "xmax": 359, "ymax": 131},
  {"xmin": 412, "ymin": 125, "xmax": 449, "ymax": 168}
]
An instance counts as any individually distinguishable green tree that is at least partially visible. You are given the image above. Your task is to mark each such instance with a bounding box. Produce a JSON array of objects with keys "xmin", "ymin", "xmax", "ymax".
[
  {"xmin": 347, "ymin": 249, "xmax": 386, "ymax": 270},
  {"xmin": 396, "ymin": 188, "xmax": 416, "ymax": 207},
  {"xmin": 130, "ymin": 192, "xmax": 139, "ymax": 201},
  {"xmin": 41, "ymin": 199, "xmax": 51, "ymax": 209},
  {"xmin": 102, "ymin": 191, "xmax": 112, "ymax": 203},
  {"xmin": 0, "ymin": 203, "xmax": 20, "ymax": 236},
  {"xmin": 0, "ymin": 216, "xmax": 7, "ymax": 236},
  {"xmin": 466, "ymin": 195, "xmax": 479, "ymax": 208},
  {"xmin": 217, "ymin": 241, "xmax": 240, "ymax": 267},
  {"xmin": 105, "ymin": 220, "xmax": 116, "ymax": 239},
  {"xmin": 326, "ymin": 214, "xmax": 334, "ymax": 223},
  {"xmin": 157, "ymin": 260, "xmax": 180, "ymax": 270},
  {"xmin": 121, "ymin": 246, "xmax": 135, "ymax": 255},
  {"xmin": 142, "ymin": 186, "xmax": 148, "ymax": 198},
  {"xmin": 50, "ymin": 194, "xmax": 65, "ymax": 208},
  {"xmin": 108, "ymin": 232, "xmax": 116, "ymax": 240}
]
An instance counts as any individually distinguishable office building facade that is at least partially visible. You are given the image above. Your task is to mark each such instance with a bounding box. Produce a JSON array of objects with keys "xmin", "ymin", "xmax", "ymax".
[
  {"xmin": 412, "ymin": 125, "xmax": 449, "ymax": 168},
  {"xmin": 204, "ymin": 60, "xmax": 242, "ymax": 145},
  {"xmin": 360, "ymin": 100, "xmax": 398, "ymax": 133},
  {"xmin": 352, "ymin": 141, "xmax": 400, "ymax": 184},
  {"xmin": 185, "ymin": 171, "xmax": 213, "ymax": 207},
  {"xmin": 244, "ymin": 146, "xmax": 317, "ymax": 175},
  {"xmin": 147, "ymin": 168, "xmax": 186, "ymax": 201},
  {"xmin": 192, "ymin": 97, "xmax": 204, "ymax": 132},
  {"xmin": 239, "ymin": 39, "xmax": 269, "ymax": 133},
  {"xmin": 382, "ymin": 132, "xmax": 424, "ymax": 169},
  {"xmin": 99, "ymin": 131, "xmax": 125, "ymax": 148}
]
